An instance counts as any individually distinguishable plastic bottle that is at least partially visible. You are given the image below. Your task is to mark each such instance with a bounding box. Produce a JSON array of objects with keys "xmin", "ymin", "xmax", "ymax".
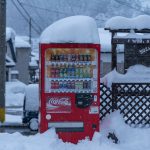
[
  {"xmin": 60, "ymin": 64, "xmax": 64, "ymax": 78},
  {"xmin": 55, "ymin": 64, "xmax": 59, "ymax": 78},
  {"xmin": 63, "ymin": 64, "xmax": 67, "ymax": 78}
]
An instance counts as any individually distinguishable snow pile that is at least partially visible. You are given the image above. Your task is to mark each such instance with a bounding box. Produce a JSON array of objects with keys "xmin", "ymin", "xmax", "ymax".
[
  {"xmin": 101, "ymin": 65, "xmax": 150, "ymax": 87},
  {"xmin": 0, "ymin": 111, "xmax": 150, "ymax": 150},
  {"xmin": 105, "ymin": 15, "xmax": 150, "ymax": 30},
  {"xmin": 5, "ymin": 81, "xmax": 26, "ymax": 107},
  {"xmin": 15, "ymin": 36, "xmax": 31, "ymax": 48},
  {"xmin": 101, "ymin": 111, "xmax": 150, "ymax": 150},
  {"xmin": 40, "ymin": 16, "xmax": 100, "ymax": 44},
  {"xmin": 6, "ymin": 27, "xmax": 16, "ymax": 42},
  {"xmin": 25, "ymin": 84, "xmax": 39, "ymax": 111}
]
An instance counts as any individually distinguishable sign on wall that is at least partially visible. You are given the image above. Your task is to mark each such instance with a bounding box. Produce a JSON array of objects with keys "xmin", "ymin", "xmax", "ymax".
[{"xmin": 125, "ymin": 44, "xmax": 150, "ymax": 70}]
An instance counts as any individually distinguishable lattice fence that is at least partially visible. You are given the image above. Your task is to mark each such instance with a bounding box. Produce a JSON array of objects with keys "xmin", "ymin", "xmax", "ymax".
[
  {"xmin": 112, "ymin": 83, "xmax": 150, "ymax": 127},
  {"xmin": 100, "ymin": 83, "xmax": 112, "ymax": 120}
]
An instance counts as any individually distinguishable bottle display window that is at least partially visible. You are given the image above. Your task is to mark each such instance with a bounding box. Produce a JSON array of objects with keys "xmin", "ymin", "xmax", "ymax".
[{"xmin": 44, "ymin": 48, "xmax": 98, "ymax": 93}]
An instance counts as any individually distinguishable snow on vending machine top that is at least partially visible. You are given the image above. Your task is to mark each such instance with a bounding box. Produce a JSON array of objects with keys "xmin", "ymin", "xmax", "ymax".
[{"xmin": 39, "ymin": 16, "xmax": 100, "ymax": 143}]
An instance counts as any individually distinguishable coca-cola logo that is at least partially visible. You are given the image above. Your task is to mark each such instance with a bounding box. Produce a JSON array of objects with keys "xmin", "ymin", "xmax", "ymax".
[{"xmin": 47, "ymin": 97, "xmax": 71, "ymax": 106}]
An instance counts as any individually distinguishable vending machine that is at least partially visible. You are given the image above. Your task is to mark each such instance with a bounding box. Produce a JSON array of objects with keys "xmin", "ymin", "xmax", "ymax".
[{"xmin": 40, "ymin": 43, "xmax": 100, "ymax": 143}]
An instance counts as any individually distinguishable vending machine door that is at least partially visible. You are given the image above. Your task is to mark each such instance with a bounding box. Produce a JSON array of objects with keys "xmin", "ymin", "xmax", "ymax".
[{"xmin": 40, "ymin": 44, "xmax": 100, "ymax": 143}]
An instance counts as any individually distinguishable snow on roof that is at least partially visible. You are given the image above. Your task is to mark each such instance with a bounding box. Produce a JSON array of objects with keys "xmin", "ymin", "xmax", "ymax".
[
  {"xmin": 6, "ymin": 55, "xmax": 15, "ymax": 67},
  {"xmin": 15, "ymin": 36, "xmax": 31, "ymax": 48},
  {"xmin": 6, "ymin": 27, "xmax": 16, "ymax": 41},
  {"xmin": 105, "ymin": 15, "xmax": 150, "ymax": 30},
  {"xmin": 114, "ymin": 32, "xmax": 150, "ymax": 39},
  {"xmin": 40, "ymin": 16, "xmax": 100, "ymax": 44},
  {"xmin": 10, "ymin": 70, "xmax": 19, "ymax": 74}
]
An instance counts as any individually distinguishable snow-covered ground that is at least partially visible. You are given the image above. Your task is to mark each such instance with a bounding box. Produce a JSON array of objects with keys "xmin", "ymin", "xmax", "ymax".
[
  {"xmin": 0, "ymin": 111, "xmax": 150, "ymax": 150},
  {"xmin": 2, "ymin": 15, "xmax": 150, "ymax": 150}
]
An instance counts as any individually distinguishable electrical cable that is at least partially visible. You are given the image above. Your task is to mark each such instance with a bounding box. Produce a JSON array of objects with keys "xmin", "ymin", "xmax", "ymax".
[
  {"xmin": 11, "ymin": 0, "xmax": 41, "ymax": 34},
  {"xmin": 16, "ymin": 0, "xmax": 42, "ymax": 32}
]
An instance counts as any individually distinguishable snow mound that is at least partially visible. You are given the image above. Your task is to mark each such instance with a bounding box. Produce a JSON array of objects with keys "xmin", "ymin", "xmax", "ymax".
[
  {"xmin": 101, "ymin": 65, "xmax": 150, "ymax": 87},
  {"xmin": 105, "ymin": 15, "xmax": 150, "ymax": 30},
  {"xmin": 101, "ymin": 111, "xmax": 150, "ymax": 150},
  {"xmin": 40, "ymin": 16, "xmax": 100, "ymax": 44},
  {"xmin": 6, "ymin": 81, "xmax": 26, "ymax": 107},
  {"xmin": 25, "ymin": 84, "xmax": 39, "ymax": 111}
]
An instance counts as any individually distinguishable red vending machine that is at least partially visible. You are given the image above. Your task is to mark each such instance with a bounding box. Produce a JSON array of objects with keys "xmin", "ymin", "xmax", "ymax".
[{"xmin": 40, "ymin": 43, "xmax": 100, "ymax": 143}]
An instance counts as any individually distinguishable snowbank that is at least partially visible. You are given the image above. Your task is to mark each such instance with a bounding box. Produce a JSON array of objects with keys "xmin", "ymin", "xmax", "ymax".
[
  {"xmin": 101, "ymin": 65, "xmax": 150, "ymax": 87},
  {"xmin": 105, "ymin": 15, "xmax": 150, "ymax": 30},
  {"xmin": 5, "ymin": 81, "xmax": 26, "ymax": 107},
  {"xmin": 40, "ymin": 16, "xmax": 100, "ymax": 44},
  {"xmin": 0, "ymin": 111, "xmax": 150, "ymax": 150}
]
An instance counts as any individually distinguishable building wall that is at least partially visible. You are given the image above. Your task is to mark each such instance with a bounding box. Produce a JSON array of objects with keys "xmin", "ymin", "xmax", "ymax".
[{"xmin": 14, "ymin": 47, "xmax": 30, "ymax": 84}]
